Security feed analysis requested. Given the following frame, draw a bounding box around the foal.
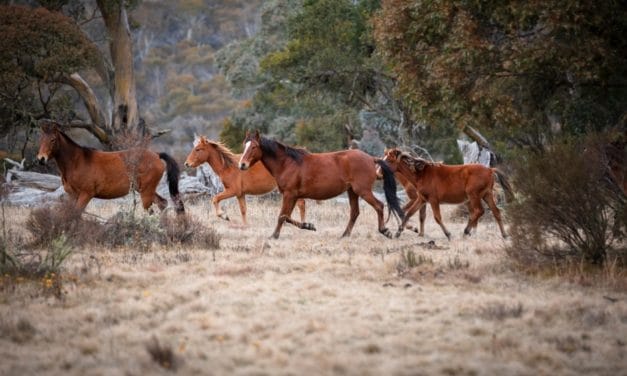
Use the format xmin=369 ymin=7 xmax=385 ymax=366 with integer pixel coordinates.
xmin=381 ymin=148 xmax=512 ymax=239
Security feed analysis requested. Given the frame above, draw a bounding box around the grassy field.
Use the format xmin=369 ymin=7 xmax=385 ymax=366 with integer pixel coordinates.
xmin=1 ymin=196 xmax=626 ymax=375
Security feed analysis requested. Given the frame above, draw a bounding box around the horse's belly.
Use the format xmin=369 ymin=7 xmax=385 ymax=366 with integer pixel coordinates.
xmin=94 ymin=181 xmax=131 ymax=199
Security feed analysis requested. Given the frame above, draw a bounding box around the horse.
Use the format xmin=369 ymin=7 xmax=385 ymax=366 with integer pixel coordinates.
xmin=184 ymin=135 xmax=306 ymax=225
xmin=238 ymin=130 xmax=404 ymax=239
xmin=380 ymin=148 xmax=513 ymax=240
xmin=36 ymin=122 xmax=184 ymax=213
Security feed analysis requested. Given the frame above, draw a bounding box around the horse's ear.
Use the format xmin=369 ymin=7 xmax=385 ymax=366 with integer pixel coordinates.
xmin=193 ymin=133 xmax=200 ymax=147
xmin=254 ymin=130 xmax=260 ymax=141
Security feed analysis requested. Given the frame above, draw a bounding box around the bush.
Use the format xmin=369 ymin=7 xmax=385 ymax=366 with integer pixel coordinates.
xmin=506 ymin=139 xmax=626 ymax=266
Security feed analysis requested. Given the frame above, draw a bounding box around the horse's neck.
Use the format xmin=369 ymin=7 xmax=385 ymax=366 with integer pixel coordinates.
xmin=260 ymin=152 xmax=289 ymax=178
xmin=54 ymin=135 xmax=84 ymax=176
xmin=205 ymin=149 xmax=233 ymax=176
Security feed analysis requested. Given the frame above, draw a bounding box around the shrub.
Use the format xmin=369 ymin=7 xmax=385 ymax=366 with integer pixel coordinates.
xmin=506 ymin=138 xmax=626 ymax=267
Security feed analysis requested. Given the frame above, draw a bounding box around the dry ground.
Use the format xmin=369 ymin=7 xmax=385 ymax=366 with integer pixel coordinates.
xmin=1 ymin=196 xmax=626 ymax=375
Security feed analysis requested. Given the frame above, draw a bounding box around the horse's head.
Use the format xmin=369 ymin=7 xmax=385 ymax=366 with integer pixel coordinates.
xmin=36 ymin=120 xmax=61 ymax=164
xmin=381 ymin=148 xmax=402 ymax=173
xmin=184 ymin=135 xmax=210 ymax=168
xmin=238 ymin=130 xmax=262 ymax=170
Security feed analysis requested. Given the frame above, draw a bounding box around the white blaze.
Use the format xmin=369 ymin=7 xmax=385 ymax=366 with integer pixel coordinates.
xmin=240 ymin=141 xmax=252 ymax=165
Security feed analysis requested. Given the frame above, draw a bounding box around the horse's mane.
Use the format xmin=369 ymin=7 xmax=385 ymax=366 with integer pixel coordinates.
xmin=398 ymin=151 xmax=435 ymax=175
xmin=55 ymin=128 xmax=96 ymax=154
xmin=196 ymin=136 xmax=238 ymax=168
xmin=259 ymin=137 xmax=309 ymax=164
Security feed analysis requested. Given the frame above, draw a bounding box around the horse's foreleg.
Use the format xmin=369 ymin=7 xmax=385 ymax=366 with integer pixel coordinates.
xmin=271 ymin=195 xmax=298 ymax=239
xmin=395 ymin=198 xmax=425 ymax=237
xmin=212 ymin=190 xmax=237 ymax=221
xmin=430 ymin=201 xmax=451 ymax=240
xmin=483 ymin=193 xmax=507 ymax=238
xmin=464 ymin=196 xmax=484 ymax=236
xmin=236 ymin=195 xmax=247 ymax=225
xmin=296 ymin=199 xmax=306 ymax=223
xmin=341 ymin=190 xmax=360 ymax=237
xmin=74 ymin=193 xmax=92 ymax=212
xmin=419 ymin=205 xmax=427 ymax=236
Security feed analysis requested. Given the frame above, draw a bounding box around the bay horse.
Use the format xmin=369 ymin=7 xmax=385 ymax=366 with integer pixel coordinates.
xmin=380 ymin=148 xmax=513 ymax=240
xmin=184 ymin=135 xmax=306 ymax=225
xmin=36 ymin=122 xmax=184 ymax=213
xmin=238 ymin=131 xmax=404 ymax=239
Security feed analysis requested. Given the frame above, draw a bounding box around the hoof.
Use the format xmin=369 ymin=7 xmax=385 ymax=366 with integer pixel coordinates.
xmin=380 ymin=228 xmax=393 ymax=238
xmin=270 ymin=233 xmax=280 ymax=239
xmin=302 ymin=223 xmax=316 ymax=231
xmin=395 ymin=231 xmax=402 ymax=238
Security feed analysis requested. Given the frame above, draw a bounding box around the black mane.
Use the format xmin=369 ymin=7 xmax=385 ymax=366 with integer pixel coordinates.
xmin=56 ymin=129 xmax=97 ymax=157
xmin=259 ymin=137 xmax=309 ymax=164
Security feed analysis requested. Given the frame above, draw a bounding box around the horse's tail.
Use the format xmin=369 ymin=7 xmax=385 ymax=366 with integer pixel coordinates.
xmin=493 ymin=168 xmax=515 ymax=203
xmin=375 ymin=159 xmax=405 ymax=221
xmin=159 ymin=152 xmax=185 ymax=213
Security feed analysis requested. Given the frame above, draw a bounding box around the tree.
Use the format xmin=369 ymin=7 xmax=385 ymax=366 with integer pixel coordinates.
xmin=373 ymin=0 xmax=627 ymax=152
xmin=0 ymin=1 xmax=145 ymax=150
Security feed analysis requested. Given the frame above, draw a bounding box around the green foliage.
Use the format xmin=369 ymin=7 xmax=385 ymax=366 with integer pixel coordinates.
xmin=219 ymin=117 xmax=247 ymax=152
xmin=374 ymin=0 xmax=627 ymax=148
xmin=294 ymin=118 xmax=344 ymax=152
xmin=0 ymin=5 xmax=100 ymax=151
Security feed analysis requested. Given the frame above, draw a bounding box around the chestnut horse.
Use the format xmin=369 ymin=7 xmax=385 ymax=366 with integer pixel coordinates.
xmin=238 ymin=131 xmax=404 ymax=239
xmin=381 ymin=148 xmax=513 ymax=239
xmin=184 ymin=135 xmax=305 ymax=225
xmin=36 ymin=122 xmax=184 ymax=213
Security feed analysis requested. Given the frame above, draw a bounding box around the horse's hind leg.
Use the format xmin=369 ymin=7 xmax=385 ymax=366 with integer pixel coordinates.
xmin=358 ymin=189 xmax=392 ymax=238
xmin=154 ymin=193 xmax=168 ymax=211
xmin=464 ymin=196 xmax=484 ymax=236
xmin=483 ymin=192 xmax=507 ymax=238
xmin=341 ymin=189 xmax=360 ymax=237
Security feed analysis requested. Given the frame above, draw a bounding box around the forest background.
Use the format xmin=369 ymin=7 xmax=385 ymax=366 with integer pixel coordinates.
xmin=1 ymin=0 xmax=625 ymax=265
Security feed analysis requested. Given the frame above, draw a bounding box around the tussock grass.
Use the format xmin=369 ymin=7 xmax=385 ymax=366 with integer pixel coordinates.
xmin=0 ymin=199 xmax=625 ymax=375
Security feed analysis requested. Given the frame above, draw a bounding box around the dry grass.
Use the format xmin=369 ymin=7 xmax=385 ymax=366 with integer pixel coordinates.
xmin=0 ymin=196 xmax=626 ymax=375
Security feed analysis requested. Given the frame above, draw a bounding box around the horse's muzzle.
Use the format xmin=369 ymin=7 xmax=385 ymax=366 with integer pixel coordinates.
xmin=184 ymin=162 xmax=190 ymax=168
xmin=239 ymin=162 xmax=249 ymax=171
xmin=37 ymin=156 xmax=47 ymax=165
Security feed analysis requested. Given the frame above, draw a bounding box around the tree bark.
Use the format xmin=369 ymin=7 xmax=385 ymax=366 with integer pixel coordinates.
xmin=96 ymin=0 xmax=139 ymax=133
xmin=58 ymin=73 xmax=110 ymax=144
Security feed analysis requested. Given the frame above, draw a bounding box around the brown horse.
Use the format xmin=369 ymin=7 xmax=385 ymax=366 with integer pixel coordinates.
xmin=238 ymin=131 xmax=404 ymax=239
xmin=381 ymin=148 xmax=513 ymax=240
xmin=36 ymin=122 xmax=184 ymax=213
xmin=184 ymin=135 xmax=305 ymax=225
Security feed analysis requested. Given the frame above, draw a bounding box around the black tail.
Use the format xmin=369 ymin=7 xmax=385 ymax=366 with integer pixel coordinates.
xmin=375 ymin=159 xmax=404 ymax=221
xmin=493 ymin=168 xmax=515 ymax=203
xmin=159 ymin=152 xmax=185 ymax=213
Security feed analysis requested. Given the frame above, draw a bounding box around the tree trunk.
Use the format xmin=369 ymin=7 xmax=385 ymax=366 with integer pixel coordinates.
xmin=96 ymin=0 xmax=139 ymax=134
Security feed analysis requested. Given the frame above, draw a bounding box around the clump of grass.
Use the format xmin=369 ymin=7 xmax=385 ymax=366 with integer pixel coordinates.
xmin=0 ymin=317 xmax=37 ymax=344
xmin=146 ymin=336 xmax=180 ymax=371
xmin=396 ymin=249 xmax=434 ymax=277
xmin=478 ymin=302 xmax=524 ymax=321
xmin=26 ymin=203 xmax=104 ymax=247
xmin=447 ymin=255 xmax=470 ymax=270
xmin=160 ymin=212 xmax=220 ymax=249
